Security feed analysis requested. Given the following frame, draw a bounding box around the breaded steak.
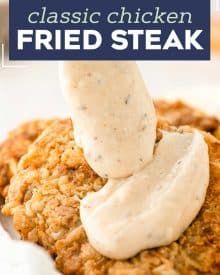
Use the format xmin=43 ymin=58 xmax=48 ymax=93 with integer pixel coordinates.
xmin=0 ymin=100 xmax=219 ymax=199
xmin=0 ymin=120 xmax=53 ymax=197
xmin=3 ymin=119 xmax=220 ymax=275
xmin=155 ymin=100 xmax=220 ymax=139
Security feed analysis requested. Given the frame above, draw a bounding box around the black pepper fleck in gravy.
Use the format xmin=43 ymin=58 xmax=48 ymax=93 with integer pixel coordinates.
xmin=124 ymin=94 xmax=131 ymax=105
xmin=77 ymin=105 xmax=88 ymax=111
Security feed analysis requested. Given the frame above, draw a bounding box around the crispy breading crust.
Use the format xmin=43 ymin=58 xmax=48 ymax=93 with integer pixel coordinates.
xmin=154 ymin=100 xmax=220 ymax=139
xmin=0 ymin=120 xmax=53 ymax=197
xmin=3 ymin=119 xmax=220 ymax=275
xmin=0 ymin=101 xmax=219 ymax=199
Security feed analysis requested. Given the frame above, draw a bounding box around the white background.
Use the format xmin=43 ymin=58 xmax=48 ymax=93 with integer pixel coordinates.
xmin=0 ymin=59 xmax=220 ymax=141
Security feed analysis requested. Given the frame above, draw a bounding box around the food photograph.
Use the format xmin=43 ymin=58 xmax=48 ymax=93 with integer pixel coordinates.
xmin=0 ymin=1 xmax=220 ymax=274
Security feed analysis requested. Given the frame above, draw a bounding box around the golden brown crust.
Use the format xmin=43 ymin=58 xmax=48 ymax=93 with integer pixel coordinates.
xmin=0 ymin=120 xmax=53 ymax=197
xmin=3 ymin=119 xmax=220 ymax=275
xmin=154 ymin=100 xmax=220 ymax=139
xmin=0 ymin=100 xmax=219 ymax=199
